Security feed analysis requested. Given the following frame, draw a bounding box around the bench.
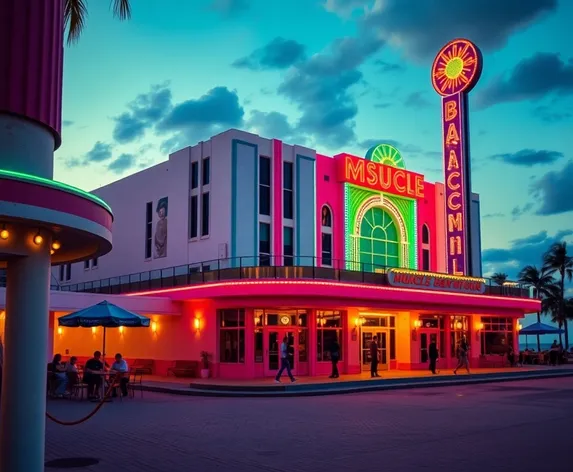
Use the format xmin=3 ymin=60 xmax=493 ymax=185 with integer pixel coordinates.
xmin=167 ymin=360 xmax=199 ymax=378
xmin=131 ymin=359 xmax=154 ymax=375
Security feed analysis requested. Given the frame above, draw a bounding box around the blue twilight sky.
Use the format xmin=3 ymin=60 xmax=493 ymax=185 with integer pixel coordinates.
xmin=56 ymin=0 xmax=573 ymax=299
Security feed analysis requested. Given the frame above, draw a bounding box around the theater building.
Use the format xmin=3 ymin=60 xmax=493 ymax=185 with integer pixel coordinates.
xmin=47 ymin=129 xmax=538 ymax=379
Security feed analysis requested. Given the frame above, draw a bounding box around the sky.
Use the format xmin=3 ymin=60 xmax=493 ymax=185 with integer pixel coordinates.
xmin=56 ymin=0 xmax=573 ymax=311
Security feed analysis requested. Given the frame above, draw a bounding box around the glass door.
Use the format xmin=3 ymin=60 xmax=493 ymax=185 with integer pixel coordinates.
xmin=361 ymin=330 xmax=388 ymax=371
xmin=420 ymin=331 xmax=439 ymax=363
xmin=265 ymin=330 xmax=296 ymax=376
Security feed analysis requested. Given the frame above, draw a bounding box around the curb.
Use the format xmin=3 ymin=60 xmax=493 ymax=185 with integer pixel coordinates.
xmin=136 ymin=370 xmax=573 ymax=398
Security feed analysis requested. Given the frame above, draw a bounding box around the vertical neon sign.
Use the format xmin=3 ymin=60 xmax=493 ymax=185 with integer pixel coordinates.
xmin=431 ymin=39 xmax=482 ymax=276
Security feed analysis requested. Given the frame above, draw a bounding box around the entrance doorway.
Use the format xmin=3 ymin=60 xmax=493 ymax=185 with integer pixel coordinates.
xmin=420 ymin=330 xmax=439 ymax=363
xmin=265 ymin=330 xmax=296 ymax=377
xmin=361 ymin=329 xmax=389 ymax=372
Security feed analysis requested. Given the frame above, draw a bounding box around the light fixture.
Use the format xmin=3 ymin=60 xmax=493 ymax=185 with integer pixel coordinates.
xmin=413 ymin=320 xmax=422 ymax=329
xmin=516 ymin=322 xmax=523 ymax=331
xmin=476 ymin=322 xmax=484 ymax=341
xmin=50 ymin=249 xmax=55 ymax=255
xmin=194 ymin=318 xmax=201 ymax=330
xmin=33 ymin=231 xmax=43 ymax=245
xmin=119 ymin=326 xmax=124 ymax=334
xmin=0 ymin=310 xmax=5 ymax=320
xmin=57 ymin=327 xmax=63 ymax=335
xmin=254 ymin=314 xmax=261 ymax=326
xmin=0 ymin=225 xmax=9 ymax=240
xmin=477 ymin=322 xmax=484 ymax=330
xmin=151 ymin=321 xmax=157 ymax=333
xmin=51 ymin=240 xmax=61 ymax=250
xmin=91 ymin=326 xmax=97 ymax=334
xmin=456 ymin=321 xmax=463 ymax=330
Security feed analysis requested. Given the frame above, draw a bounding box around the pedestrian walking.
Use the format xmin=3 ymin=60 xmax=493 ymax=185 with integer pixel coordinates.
xmin=453 ymin=335 xmax=470 ymax=375
xmin=370 ymin=335 xmax=380 ymax=378
xmin=329 ymin=336 xmax=340 ymax=379
xmin=275 ymin=336 xmax=296 ymax=383
xmin=429 ymin=339 xmax=439 ymax=374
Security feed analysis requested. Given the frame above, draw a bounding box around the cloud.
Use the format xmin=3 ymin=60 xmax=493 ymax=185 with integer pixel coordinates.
xmin=232 ymin=37 xmax=306 ymax=70
xmin=373 ymin=60 xmax=405 ymax=73
xmin=277 ymin=33 xmax=384 ymax=148
xmin=64 ymin=141 xmax=113 ymax=168
xmin=112 ymin=84 xmax=172 ymax=144
xmin=362 ymin=0 xmax=557 ymax=60
xmin=511 ymin=202 xmax=534 ymax=220
xmin=531 ymin=160 xmax=573 ymax=215
xmin=533 ymin=104 xmax=573 ymax=123
xmin=482 ymin=229 xmax=573 ymax=277
xmin=107 ymin=153 xmax=136 ymax=174
xmin=358 ymin=139 xmax=422 ymax=155
xmin=63 ymin=120 xmax=74 ymax=127
xmin=476 ymin=53 xmax=573 ymax=108
xmin=209 ymin=0 xmax=250 ymax=17
xmin=490 ymin=149 xmax=563 ymax=166
xmin=245 ymin=111 xmax=305 ymax=144
xmin=404 ymin=91 xmax=431 ymax=108
xmin=324 ymin=0 xmax=369 ymax=17
xmin=374 ymin=102 xmax=392 ymax=109
xmin=483 ymin=212 xmax=504 ymax=218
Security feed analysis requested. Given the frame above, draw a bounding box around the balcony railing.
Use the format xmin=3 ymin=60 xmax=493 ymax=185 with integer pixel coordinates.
xmin=26 ymin=256 xmax=532 ymax=299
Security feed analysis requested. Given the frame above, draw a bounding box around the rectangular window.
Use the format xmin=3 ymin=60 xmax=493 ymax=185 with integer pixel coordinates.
xmin=321 ymin=233 xmax=332 ymax=266
xmin=189 ymin=195 xmax=198 ymax=238
xmin=191 ymin=161 xmax=199 ymax=189
xmin=283 ymin=162 xmax=293 ymax=219
xmin=219 ymin=309 xmax=245 ymax=363
xmin=92 ymin=258 xmax=98 ymax=268
xmin=316 ymin=311 xmax=343 ymax=361
xmin=480 ymin=317 xmax=514 ymax=355
xmin=145 ymin=201 xmax=153 ymax=259
xmin=422 ymin=249 xmax=430 ymax=271
xmin=201 ymin=192 xmax=210 ymax=237
xmin=283 ymin=227 xmax=294 ymax=266
xmin=59 ymin=265 xmax=65 ymax=282
xmin=259 ymin=156 xmax=271 ymax=216
xmin=259 ymin=222 xmax=271 ymax=266
xmin=84 ymin=260 xmax=90 ymax=270
xmin=202 ymin=157 xmax=210 ymax=186
xmin=65 ymin=264 xmax=71 ymax=281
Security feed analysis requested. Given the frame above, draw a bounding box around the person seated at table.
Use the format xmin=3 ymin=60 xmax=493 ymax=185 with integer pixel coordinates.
xmin=50 ymin=354 xmax=68 ymax=397
xmin=83 ymin=351 xmax=105 ymax=399
xmin=65 ymin=356 xmax=80 ymax=388
xmin=507 ymin=346 xmax=516 ymax=367
xmin=110 ymin=353 xmax=129 ymax=398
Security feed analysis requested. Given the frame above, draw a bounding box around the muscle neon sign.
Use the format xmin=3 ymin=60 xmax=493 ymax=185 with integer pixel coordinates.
xmin=338 ymin=154 xmax=425 ymax=199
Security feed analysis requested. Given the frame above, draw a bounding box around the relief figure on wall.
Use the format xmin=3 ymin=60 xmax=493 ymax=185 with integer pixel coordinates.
xmin=154 ymin=197 xmax=168 ymax=258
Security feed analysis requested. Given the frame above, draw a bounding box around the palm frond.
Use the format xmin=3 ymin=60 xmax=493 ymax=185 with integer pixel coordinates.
xmin=111 ymin=0 xmax=132 ymax=20
xmin=65 ymin=0 xmax=88 ymax=45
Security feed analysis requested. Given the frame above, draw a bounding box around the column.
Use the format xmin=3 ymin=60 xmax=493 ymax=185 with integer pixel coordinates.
xmin=0 ymin=248 xmax=51 ymax=472
xmin=444 ymin=315 xmax=452 ymax=368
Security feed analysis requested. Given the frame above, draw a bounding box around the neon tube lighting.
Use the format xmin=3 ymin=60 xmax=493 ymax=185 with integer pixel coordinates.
xmin=126 ymin=279 xmax=541 ymax=306
xmin=0 ymin=169 xmax=113 ymax=214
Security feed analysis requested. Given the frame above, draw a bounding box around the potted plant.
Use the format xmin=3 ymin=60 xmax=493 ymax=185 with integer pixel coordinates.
xmin=200 ymin=351 xmax=211 ymax=379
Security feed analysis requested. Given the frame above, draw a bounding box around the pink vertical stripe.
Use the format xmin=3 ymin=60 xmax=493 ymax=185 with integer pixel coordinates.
xmin=272 ymin=139 xmax=283 ymax=265
xmin=0 ymin=0 xmax=64 ymax=149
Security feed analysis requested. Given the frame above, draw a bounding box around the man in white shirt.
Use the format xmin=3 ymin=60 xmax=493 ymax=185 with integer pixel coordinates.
xmin=110 ymin=353 xmax=129 ymax=397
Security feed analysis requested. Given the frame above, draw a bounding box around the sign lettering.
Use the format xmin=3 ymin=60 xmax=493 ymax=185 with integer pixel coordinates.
xmin=442 ymin=93 xmax=468 ymax=275
xmin=338 ymin=154 xmax=425 ymax=199
xmin=387 ymin=269 xmax=485 ymax=294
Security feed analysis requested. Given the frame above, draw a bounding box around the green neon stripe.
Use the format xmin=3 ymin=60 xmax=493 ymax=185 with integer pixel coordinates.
xmin=0 ymin=168 xmax=113 ymax=214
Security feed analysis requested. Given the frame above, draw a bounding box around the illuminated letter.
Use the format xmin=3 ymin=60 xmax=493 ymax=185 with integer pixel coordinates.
xmin=379 ymin=166 xmax=392 ymax=190
xmin=415 ymin=175 xmax=425 ymax=198
xmin=447 ymin=150 xmax=460 ymax=170
xmin=446 ymin=123 xmax=460 ymax=145
xmin=447 ymin=192 xmax=461 ymax=211
xmin=451 ymin=259 xmax=463 ymax=276
xmin=446 ymin=171 xmax=460 ymax=190
xmin=394 ymin=170 xmax=406 ymax=193
xmin=445 ymin=100 xmax=457 ymax=121
xmin=345 ymin=156 xmax=364 ymax=182
xmin=448 ymin=213 xmax=463 ymax=232
xmin=366 ymin=161 xmax=378 ymax=186
xmin=449 ymin=236 xmax=462 ymax=255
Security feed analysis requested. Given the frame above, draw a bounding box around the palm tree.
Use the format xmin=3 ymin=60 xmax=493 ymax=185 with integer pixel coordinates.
xmin=539 ymin=282 xmax=563 ymax=345
xmin=543 ymin=242 xmax=573 ymax=349
xmin=491 ymin=272 xmax=508 ymax=286
xmin=65 ymin=0 xmax=132 ymax=45
xmin=518 ymin=265 xmax=555 ymax=351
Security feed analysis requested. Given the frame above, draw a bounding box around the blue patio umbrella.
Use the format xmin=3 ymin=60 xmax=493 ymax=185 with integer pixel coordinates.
xmin=58 ymin=300 xmax=150 ymax=357
xmin=519 ymin=322 xmax=563 ymax=336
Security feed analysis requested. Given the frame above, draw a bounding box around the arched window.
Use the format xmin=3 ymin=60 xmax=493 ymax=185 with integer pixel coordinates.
xmin=358 ymin=207 xmax=400 ymax=270
xmin=422 ymin=224 xmax=430 ymax=271
xmin=321 ymin=205 xmax=333 ymax=266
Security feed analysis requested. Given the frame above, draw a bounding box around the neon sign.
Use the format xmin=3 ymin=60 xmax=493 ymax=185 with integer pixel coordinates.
xmin=431 ymin=39 xmax=482 ymax=275
xmin=387 ymin=269 xmax=486 ymax=294
xmin=338 ymin=154 xmax=425 ymax=199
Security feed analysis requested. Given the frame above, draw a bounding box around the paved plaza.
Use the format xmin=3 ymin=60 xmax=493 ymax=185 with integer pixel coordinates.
xmin=44 ymin=377 xmax=573 ymax=471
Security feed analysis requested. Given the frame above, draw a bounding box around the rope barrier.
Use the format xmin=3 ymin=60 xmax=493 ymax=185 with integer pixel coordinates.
xmin=45 ymin=373 xmax=122 ymax=426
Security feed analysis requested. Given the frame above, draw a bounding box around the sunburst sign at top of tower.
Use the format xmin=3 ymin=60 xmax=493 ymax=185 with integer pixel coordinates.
xmin=365 ymin=143 xmax=406 ymax=169
xmin=431 ymin=38 xmax=482 ymax=97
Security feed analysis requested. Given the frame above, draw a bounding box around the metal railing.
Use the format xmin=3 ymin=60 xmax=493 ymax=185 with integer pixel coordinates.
xmin=34 ymin=256 xmax=532 ymax=299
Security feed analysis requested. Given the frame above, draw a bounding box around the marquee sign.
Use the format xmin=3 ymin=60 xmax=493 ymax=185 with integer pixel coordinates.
xmin=338 ymin=154 xmax=425 ymax=200
xmin=387 ymin=269 xmax=486 ymax=294
xmin=431 ymin=38 xmax=482 ymax=275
